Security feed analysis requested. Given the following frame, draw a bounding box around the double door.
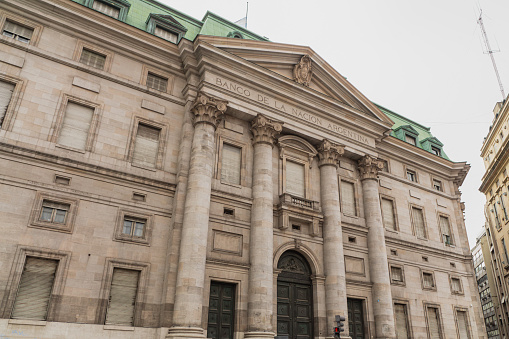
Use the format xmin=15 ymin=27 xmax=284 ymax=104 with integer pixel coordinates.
xmin=277 ymin=281 xmax=313 ymax=339
xmin=347 ymin=298 xmax=365 ymax=339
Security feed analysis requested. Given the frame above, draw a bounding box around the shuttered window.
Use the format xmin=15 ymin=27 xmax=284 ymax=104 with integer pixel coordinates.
xmin=2 ymin=20 xmax=34 ymax=43
xmin=391 ymin=266 xmax=403 ymax=282
xmin=0 ymin=81 xmax=15 ymax=126
xmin=426 ymin=307 xmax=441 ymax=339
xmin=92 ymin=0 xmax=120 ymax=18
xmin=394 ymin=303 xmax=409 ymax=339
xmin=146 ymin=73 xmax=168 ymax=92
xmin=132 ymin=124 xmax=160 ymax=168
xmin=405 ymin=134 xmax=416 ymax=145
xmin=411 ymin=207 xmax=426 ymax=238
xmin=105 ymin=268 xmax=139 ymax=326
xmin=381 ymin=198 xmax=396 ymax=230
xmin=439 ymin=216 xmax=453 ymax=245
xmin=79 ymin=48 xmax=106 ymax=69
xmin=58 ymin=102 xmax=94 ymax=150
xmin=340 ymin=181 xmax=356 ymax=216
xmin=457 ymin=311 xmax=470 ymax=339
xmin=286 ymin=161 xmax=305 ymax=197
xmin=221 ymin=144 xmax=241 ymax=185
xmin=423 ymin=272 xmax=434 ymax=289
xmin=154 ymin=26 xmax=178 ymax=43
xmin=451 ymin=277 xmax=462 ymax=293
xmin=11 ymin=257 xmax=58 ymax=320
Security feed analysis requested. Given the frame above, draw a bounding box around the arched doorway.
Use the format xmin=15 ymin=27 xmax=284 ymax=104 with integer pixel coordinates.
xmin=276 ymin=251 xmax=313 ymax=339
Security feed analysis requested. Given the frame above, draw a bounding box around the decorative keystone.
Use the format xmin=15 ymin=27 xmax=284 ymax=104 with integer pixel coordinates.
xmin=250 ymin=114 xmax=283 ymax=146
xmin=293 ymin=55 xmax=312 ymax=87
xmin=191 ymin=92 xmax=228 ymax=129
xmin=358 ymin=155 xmax=385 ymax=180
xmin=317 ymin=139 xmax=344 ymax=168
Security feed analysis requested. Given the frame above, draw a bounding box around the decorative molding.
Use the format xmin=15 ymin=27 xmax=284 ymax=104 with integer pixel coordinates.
xmin=191 ymin=92 xmax=227 ymax=128
xmin=293 ymin=55 xmax=312 ymax=87
xmin=250 ymin=114 xmax=283 ymax=146
xmin=317 ymin=139 xmax=344 ymax=168
xmin=358 ymin=155 xmax=384 ymax=180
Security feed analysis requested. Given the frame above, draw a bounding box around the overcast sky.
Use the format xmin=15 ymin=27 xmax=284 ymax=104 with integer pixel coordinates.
xmin=163 ymin=0 xmax=509 ymax=247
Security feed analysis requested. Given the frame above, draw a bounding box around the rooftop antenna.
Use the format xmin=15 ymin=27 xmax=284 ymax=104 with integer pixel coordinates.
xmin=477 ymin=9 xmax=506 ymax=100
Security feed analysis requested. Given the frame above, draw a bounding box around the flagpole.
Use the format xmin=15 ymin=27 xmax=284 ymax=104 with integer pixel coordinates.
xmin=246 ymin=2 xmax=248 ymax=28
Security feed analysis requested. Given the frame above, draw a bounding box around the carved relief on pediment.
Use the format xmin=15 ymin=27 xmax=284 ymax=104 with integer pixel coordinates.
xmin=293 ymin=55 xmax=312 ymax=87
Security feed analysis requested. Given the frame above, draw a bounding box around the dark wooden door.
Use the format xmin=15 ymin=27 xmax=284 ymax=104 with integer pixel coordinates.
xmin=277 ymin=251 xmax=313 ymax=339
xmin=207 ymin=282 xmax=235 ymax=339
xmin=277 ymin=281 xmax=313 ymax=339
xmin=347 ymin=298 xmax=365 ymax=339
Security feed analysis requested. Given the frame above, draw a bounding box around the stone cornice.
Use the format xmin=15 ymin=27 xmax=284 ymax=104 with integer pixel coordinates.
xmin=317 ymin=139 xmax=344 ymax=168
xmin=191 ymin=93 xmax=227 ymax=128
xmin=250 ymin=114 xmax=283 ymax=147
xmin=357 ymin=155 xmax=384 ymax=180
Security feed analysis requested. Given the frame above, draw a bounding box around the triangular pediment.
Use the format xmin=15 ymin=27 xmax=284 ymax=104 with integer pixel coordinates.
xmin=195 ymin=36 xmax=393 ymax=125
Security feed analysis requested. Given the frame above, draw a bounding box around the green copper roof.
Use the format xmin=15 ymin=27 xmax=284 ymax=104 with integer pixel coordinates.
xmin=376 ymin=103 xmax=449 ymax=160
xmin=72 ymin=0 xmax=268 ymax=42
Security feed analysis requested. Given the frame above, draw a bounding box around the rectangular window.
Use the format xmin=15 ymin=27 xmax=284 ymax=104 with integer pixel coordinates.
xmin=221 ymin=143 xmax=242 ymax=185
xmin=390 ymin=266 xmax=403 ymax=283
xmin=286 ymin=161 xmax=305 ymax=197
xmin=340 ymin=181 xmax=357 ymax=216
xmin=11 ymin=257 xmax=58 ymax=320
xmin=451 ymin=277 xmax=462 ymax=294
xmin=154 ymin=26 xmax=178 ymax=43
xmin=405 ymin=134 xmax=416 ymax=145
xmin=0 ymin=81 xmax=15 ymax=126
xmin=122 ymin=216 xmax=146 ymax=238
xmin=493 ymin=204 xmax=501 ymax=229
xmin=381 ymin=198 xmax=396 ymax=231
xmin=57 ymin=102 xmax=94 ymax=150
xmin=132 ymin=124 xmax=160 ymax=168
xmin=426 ymin=306 xmax=442 ymax=339
xmin=92 ymin=0 xmax=120 ymax=18
xmin=433 ymin=179 xmax=442 ymax=191
xmin=146 ymin=72 xmax=168 ymax=92
xmin=406 ymin=170 xmax=416 ymax=182
xmin=411 ymin=207 xmax=426 ymax=238
xmin=423 ymin=272 xmax=435 ymax=289
xmin=2 ymin=20 xmax=33 ymax=43
xmin=431 ymin=146 xmax=441 ymax=156
xmin=394 ymin=303 xmax=410 ymax=339
xmin=456 ymin=310 xmax=471 ymax=339
xmin=502 ymin=238 xmax=509 ymax=264
xmin=439 ymin=216 xmax=453 ymax=245
xmin=79 ymin=48 xmax=106 ymax=69
xmin=501 ymin=197 xmax=508 ymax=221
xmin=39 ymin=200 xmax=70 ymax=224
xmin=105 ymin=268 xmax=140 ymax=326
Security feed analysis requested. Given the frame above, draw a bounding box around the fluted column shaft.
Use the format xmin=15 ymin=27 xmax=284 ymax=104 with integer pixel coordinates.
xmin=318 ymin=140 xmax=350 ymax=338
xmin=170 ymin=94 xmax=227 ymax=337
xmin=358 ymin=156 xmax=395 ymax=339
xmin=246 ymin=115 xmax=282 ymax=339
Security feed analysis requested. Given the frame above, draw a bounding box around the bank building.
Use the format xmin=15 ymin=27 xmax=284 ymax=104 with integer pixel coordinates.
xmin=0 ymin=0 xmax=484 ymax=338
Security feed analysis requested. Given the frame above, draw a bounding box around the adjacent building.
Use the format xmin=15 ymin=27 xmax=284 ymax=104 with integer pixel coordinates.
xmin=0 ymin=0 xmax=484 ymax=338
xmin=472 ymin=227 xmax=500 ymax=338
xmin=481 ymin=98 xmax=509 ymax=338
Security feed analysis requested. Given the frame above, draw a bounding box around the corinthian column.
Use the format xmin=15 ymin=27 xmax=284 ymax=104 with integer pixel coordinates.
xmin=317 ymin=140 xmax=350 ymax=339
xmin=245 ymin=114 xmax=282 ymax=339
xmin=358 ymin=156 xmax=395 ymax=339
xmin=168 ymin=93 xmax=227 ymax=339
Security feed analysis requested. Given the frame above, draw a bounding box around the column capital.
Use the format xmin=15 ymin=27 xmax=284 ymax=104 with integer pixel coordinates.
xmin=250 ymin=114 xmax=283 ymax=146
xmin=358 ymin=155 xmax=384 ymax=180
xmin=191 ymin=92 xmax=228 ymax=129
xmin=317 ymin=139 xmax=344 ymax=168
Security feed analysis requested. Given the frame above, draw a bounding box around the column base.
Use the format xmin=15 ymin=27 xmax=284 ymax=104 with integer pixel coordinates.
xmin=244 ymin=331 xmax=276 ymax=339
xmin=166 ymin=326 xmax=206 ymax=339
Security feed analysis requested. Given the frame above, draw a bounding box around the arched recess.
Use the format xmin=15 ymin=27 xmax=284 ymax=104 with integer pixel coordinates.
xmin=276 ymin=250 xmax=314 ymax=339
xmin=273 ymin=241 xmax=323 ymax=277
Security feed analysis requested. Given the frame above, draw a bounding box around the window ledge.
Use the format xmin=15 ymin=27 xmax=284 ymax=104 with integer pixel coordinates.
xmin=55 ymin=144 xmax=86 ymax=154
xmin=9 ymin=319 xmax=47 ymax=326
xmin=130 ymin=163 xmax=157 ymax=172
xmin=103 ymin=325 xmax=135 ymax=331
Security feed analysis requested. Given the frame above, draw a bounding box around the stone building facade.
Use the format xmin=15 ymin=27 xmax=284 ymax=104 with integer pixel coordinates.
xmin=0 ymin=0 xmax=483 ymax=338
xmin=480 ymin=98 xmax=509 ymax=338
